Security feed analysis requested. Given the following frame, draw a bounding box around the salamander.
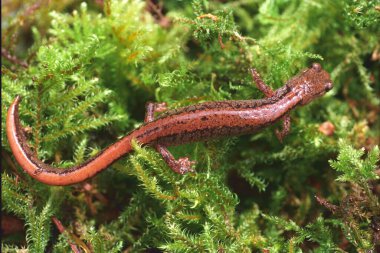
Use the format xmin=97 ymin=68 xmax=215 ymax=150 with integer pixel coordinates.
xmin=6 ymin=63 xmax=333 ymax=185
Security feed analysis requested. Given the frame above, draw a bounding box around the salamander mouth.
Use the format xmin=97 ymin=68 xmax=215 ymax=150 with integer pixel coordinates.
xmin=317 ymin=81 xmax=333 ymax=98
xmin=317 ymin=90 xmax=327 ymax=97
xmin=300 ymin=88 xmax=329 ymax=105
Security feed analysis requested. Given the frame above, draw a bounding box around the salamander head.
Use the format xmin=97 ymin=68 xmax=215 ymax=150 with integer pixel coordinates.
xmin=288 ymin=63 xmax=333 ymax=105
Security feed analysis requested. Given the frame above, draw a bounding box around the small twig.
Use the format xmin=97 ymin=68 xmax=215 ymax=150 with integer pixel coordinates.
xmin=82 ymin=182 xmax=109 ymax=215
xmin=230 ymin=31 xmax=257 ymax=45
xmin=52 ymin=217 xmax=82 ymax=253
xmin=24 ymin=1 xmax=43 ymax=17
xmin=146 ymin=0 xmax=163 ymax=18
xmin=315 ymin=195 xmax=339 ymax=214
xmin=146 ymin=0 xmax=171 ymax=28
xmin=52 ymin=217 xmax=94 ymax=253
xmin=196 ymin=13 xmax=226 ymax=50
xmin=218 ymin=34 xmax=225 ymax=49
xmin=1 ymin=47 xmax=28 ymax=68
xmin=2 ymin=150 xmax=26 ymax=183
xmin=197 ymin=13 xmax=219 ymax=21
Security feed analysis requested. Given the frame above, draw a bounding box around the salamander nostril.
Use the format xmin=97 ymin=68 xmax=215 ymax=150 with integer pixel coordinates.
xmin=325 ymin=82 xmax=333 ymax=91
xmin=312 ymin=63 xmax=322 ymax=72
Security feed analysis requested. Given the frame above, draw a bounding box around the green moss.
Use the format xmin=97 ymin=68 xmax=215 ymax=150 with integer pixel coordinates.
xmin=2 ymin=0 xmax=379 ymax=252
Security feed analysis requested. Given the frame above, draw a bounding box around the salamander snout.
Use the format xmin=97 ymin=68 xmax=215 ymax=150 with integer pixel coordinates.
xmin=295 ymin=63 xmax=333 ymax=105
xmin=325 ymin=81 xmax=333 ymax=91
xmin=312 ymin=63 xmax=322 ymax=72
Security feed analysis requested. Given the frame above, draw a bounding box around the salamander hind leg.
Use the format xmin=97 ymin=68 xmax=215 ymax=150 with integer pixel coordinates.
xmin=156 ymin=144 xmax=195 ymax=174
xmin=249 ymin=68 xmax=291 ymax=142
xmin=275 ymin=114 xmax=291 ymax=143
xmin=145 ymin=102 xmax=195 ymax=174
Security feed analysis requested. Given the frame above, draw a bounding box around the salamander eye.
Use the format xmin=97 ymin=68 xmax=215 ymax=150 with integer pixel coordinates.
xmin=312 ymin=63 xmax=322 ymax=72
xmin=325 ymin=82 xmax=333 ymax=91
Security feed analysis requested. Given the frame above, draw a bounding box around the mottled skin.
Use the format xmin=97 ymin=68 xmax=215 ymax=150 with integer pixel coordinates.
xmin=6 ymin=63 xmax=333 ymax=186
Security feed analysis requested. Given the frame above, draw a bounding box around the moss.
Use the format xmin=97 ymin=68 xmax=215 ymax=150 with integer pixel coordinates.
xmin=2 ymin=0 xmax=379 ymax=252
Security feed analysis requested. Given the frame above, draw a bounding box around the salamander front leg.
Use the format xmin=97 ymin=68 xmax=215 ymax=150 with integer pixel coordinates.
xmin=249 ymin=68 xmax=291 ymax=141
xmin=249 ymin=68 xmax=275 ymax=97
xmin=144 ymin=102 xmax=167 ymax=123
xmin=145 ymin=102 xmax=195 ymax=174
